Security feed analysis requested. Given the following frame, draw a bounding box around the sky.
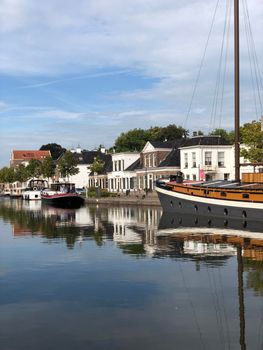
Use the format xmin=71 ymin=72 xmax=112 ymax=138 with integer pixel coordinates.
xmin=0 ymin=0 xmax=262 ymax=166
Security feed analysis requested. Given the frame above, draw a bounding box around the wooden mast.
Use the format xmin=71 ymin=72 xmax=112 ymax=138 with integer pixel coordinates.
xmin=234 ymin=0 xmax=240 ymax=182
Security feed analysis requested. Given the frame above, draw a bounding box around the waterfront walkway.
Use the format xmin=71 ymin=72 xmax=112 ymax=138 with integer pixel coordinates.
xmin=85 ymin=191 xmax=161 ymax=207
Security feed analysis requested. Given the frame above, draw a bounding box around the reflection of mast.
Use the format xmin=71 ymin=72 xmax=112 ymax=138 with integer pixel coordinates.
xmin=237 ymin=245 xmax=246 ymax=350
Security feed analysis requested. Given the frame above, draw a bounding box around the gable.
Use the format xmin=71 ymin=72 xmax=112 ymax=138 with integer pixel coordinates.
xmin=141 ymin=141 xmax=155 ymax=153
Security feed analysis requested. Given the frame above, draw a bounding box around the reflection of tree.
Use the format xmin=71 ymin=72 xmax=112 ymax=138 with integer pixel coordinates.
xmin=0 ymin=203 xmax=111 ymax=249
xmin=244 ymin=259 xmax=263 ymax=296
xmin=118 ymin=243 xmax=146 ymax=257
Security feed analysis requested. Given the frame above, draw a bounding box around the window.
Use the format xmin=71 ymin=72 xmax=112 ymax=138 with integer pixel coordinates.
xmin=118 ymin=160 xmax=122 ymax=171
xmin=205 ymin=151 xmax=212 ymax=166
xmin=218 ymin=152 xmax=225 ymax=167
xmin=184 ymin=153 xmax=188 ymax=168
xmin=114 ymin=161 xmax=117 ymax=171
xmin=192 ymin=152 xmax=196 ymax=168
xmin=224 ymin=173 xmax=229 ymax=180
xmin=193 ymin=174 xmax=196 ymax=180
xmin=186 ymin=174 xmax=190 ymax=180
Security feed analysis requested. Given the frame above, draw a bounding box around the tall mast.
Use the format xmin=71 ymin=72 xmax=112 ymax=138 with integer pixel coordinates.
xmin=234 ymin=0 xmax=240 ymax=182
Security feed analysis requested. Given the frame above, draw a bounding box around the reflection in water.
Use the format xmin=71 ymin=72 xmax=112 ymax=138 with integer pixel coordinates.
xmin=1 ymin=199 xmax=263 ymax=349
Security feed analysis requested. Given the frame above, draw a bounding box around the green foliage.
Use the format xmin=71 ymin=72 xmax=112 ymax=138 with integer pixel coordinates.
xmin=58 ymin=151 xmax=79 ymax=179
xmin=149 ymin=124 xmax=188 ymax=141
xmin=114 ymin=124 xmax=188 ymax=152
xmin=15 ymin=164 xmax=29 ymax=182
xmin=209 ymin=128 xmax=235 ymax=143
xmin=240 ymin=121 xmax=263 ymax=163
xmin=114 ymin=128 xmax=150 ymax=152
xmin=41 ymin=156 xmax=56 ymax=179
xmin=90 ymin=157 xmax=105 ymax=174
xmin=40 ymin=143 xmax=66 ymax=160
xmin=26 ymin=159 xmax=42 ymax=178
xmin=0 ymin=167 xmax=15 ymax=183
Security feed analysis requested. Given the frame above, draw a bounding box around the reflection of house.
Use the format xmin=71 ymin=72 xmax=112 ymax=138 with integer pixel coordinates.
xmin=10 ymin=150 xmax=51 ymax=168
xmin=107 ymin=206 xmax=161 ymax=248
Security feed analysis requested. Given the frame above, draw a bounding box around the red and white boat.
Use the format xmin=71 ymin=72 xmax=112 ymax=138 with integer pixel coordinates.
xmin=41 ymin=183 xmax=85 ymax=208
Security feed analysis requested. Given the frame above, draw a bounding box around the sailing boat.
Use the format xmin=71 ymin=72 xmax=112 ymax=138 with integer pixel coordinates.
xmin=156 ymin=0 xmax=263 ymax=221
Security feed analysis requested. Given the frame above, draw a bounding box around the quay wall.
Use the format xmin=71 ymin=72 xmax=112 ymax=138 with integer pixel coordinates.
xmin=85 ymin=192 xmax=161 ymax=207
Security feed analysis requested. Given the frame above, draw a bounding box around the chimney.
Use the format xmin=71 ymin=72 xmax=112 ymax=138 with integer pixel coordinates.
xmin=76 ymin=145 xmax=82 ymax=154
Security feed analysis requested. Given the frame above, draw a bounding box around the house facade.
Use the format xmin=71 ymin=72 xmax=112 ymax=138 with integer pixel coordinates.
xmin=136 ymin=140 xmax=184 ymax=191
xmin=64 ymin=148 xmax=112 ymax=189
xmin=107 ymin=152 xmax=140 ymax=192
xmin=179 ymin=136 xmax=234 ymax=181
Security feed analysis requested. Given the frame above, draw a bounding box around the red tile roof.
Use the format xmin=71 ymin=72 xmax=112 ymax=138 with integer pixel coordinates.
xmin=12 ymin=150 xmax=51 ymax=161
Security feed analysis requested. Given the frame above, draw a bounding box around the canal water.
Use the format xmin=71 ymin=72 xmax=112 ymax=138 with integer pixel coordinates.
xmin=1 ymin=199 xmax=263 ymax=350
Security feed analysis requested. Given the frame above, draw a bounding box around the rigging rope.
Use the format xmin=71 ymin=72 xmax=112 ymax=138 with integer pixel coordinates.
xmin=184 ymin=0 xmax=220 ymax=131
xmin=243 ymin=0 xmax=263 ymax=118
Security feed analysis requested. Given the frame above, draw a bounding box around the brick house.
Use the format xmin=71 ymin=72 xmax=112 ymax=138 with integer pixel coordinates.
xmin=10 ymin=150 xmax=51 ymax=168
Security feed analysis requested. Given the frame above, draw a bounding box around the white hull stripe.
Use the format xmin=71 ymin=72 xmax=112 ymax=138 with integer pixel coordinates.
xmin=156 ymin=187 xmax=263 ymax=210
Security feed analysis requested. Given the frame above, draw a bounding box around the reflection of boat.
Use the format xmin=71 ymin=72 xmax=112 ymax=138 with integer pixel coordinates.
xmin=158 ymin=211 xmax=263 ymax=235
xmin=41 ymin=182 xmax=85 ymax=208
xmin=156 ymin=0 xmax=263 ymax=221
xmin=22 ymin=179 xmax=48 ymax=200
xmin=158 ymin=210 xmax=248 ymax=349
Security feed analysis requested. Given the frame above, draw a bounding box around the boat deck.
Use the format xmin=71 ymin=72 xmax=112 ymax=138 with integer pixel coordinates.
xmin=184 ymin=180 xmax=263 ymax=190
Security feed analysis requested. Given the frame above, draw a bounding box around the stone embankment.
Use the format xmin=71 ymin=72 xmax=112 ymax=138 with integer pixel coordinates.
xmin=85 ymin=191 xmax=161 ymax=207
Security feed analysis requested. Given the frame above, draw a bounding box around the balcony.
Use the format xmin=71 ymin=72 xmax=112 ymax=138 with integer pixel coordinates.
xmin=204 ymin=165 xmax=216 ymax=172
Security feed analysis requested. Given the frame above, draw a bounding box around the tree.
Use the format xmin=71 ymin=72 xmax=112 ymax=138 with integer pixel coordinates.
xmin=240 ymin=121 xmax=263 ymax=163
xmin=40 ymin=143 xmax=66 ymax=160
xmin=209 ymin=128 xmax=235 ymax=143
xmin=114 ymin=124 xmax=188 ymax=152
xmin=58 ymin=151 xmax=79 ymax=180
xmin=151 ymin=124 xmax=188 ymax=141
xmin=114 ymin=128 xmax=150 ymax=152
xmin=90 ymin=157 xmax=105 ymax=174
xmin=41 ymin=156 xmax=56 ymax=182
xmin=0 ymin=167 xmax=15 ymax=183
xmin=26 ymin=159 xmax=42 ymax=179
xmin=15 ymin=164 xmax=29 ymax=182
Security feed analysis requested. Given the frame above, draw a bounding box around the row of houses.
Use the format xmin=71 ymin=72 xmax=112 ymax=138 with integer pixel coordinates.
xmin=67 ymin=136 xmax=255 ymax=192
xmin=8 ymin=135 xmax=256 ymax=193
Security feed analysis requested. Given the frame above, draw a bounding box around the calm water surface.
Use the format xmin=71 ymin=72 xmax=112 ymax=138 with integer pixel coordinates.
xmin=1 ymin=199 xmax=263 ymax=349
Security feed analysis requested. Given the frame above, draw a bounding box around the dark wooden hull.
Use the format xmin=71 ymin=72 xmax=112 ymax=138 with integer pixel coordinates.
xmin=41 ymin=193 xmax=85 ymax=208
xmin=156 ymin=186 xmax=263 ymax=222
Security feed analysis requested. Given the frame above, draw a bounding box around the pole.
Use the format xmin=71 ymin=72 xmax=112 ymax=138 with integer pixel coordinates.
xmin=237 ymin=245 xmax=246 ymax=350
xmin=234 ymin=0 xmax=240 ymax=182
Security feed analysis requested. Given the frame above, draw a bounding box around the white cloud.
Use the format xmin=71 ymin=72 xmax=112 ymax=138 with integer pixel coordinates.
xmin=0 ymin=0 xmax=262 ymax=77
xmin=0 ymin=0 xmax=262 ymax=166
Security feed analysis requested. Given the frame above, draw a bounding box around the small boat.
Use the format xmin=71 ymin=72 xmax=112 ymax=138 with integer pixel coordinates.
xmin=22 ymin=179 xmax=48 ymax=201
xmin=41 ymin=183 xmax=85 ymax=208
xmin=156 ymin=0 xmax=263 ymax=221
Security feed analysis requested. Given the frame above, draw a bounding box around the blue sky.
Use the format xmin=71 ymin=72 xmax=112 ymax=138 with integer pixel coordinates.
xmin=0 ymin=0 xmax=262 ymax=166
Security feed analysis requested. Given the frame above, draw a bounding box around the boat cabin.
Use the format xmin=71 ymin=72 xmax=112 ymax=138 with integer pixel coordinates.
xmin=27 ymin=179 xmax=48 ymax=190
xmin=51 ymin=183 xmax=76 ymax=193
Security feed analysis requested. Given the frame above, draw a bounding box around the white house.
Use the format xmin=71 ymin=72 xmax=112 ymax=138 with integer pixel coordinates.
xmin=179 ymin=136 xmax=234 ymax=181
xmin=108 ymin=152 xmax=140 ymax=192
xmin=65 ymin=147 xmax=111 ymax=188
